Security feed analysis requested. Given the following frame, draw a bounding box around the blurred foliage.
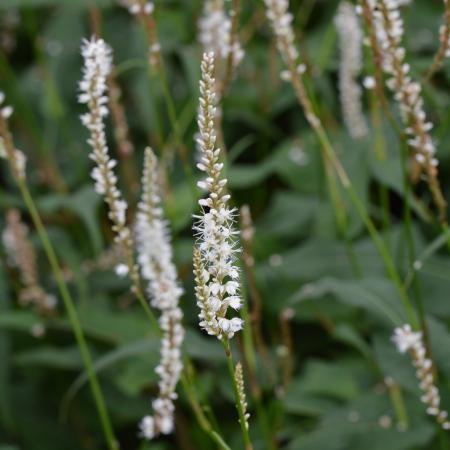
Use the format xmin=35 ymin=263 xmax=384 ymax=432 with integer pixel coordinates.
xmin=1 ymin=0 xmax=450 ymax=449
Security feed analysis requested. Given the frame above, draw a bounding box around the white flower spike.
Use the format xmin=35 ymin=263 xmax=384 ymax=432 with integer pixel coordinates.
xmin=193 ymin=52 xmax=243 ymax=340
xmin=135 ymin=148 xmax=184 ymax=439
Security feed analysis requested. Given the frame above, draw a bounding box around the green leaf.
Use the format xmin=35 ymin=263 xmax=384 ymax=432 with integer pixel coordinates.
xmin=286 ymin=359 xmax=370 ymax=404
xmin=14 ymin=346 xmax=83 ymax=370
xmin=290 ymin=277 xmax=405 ymax=326
xmin=61 ymin=338 xmax=159 ymax=418
xmin=257 ymin=191 xmax=317 ymax=238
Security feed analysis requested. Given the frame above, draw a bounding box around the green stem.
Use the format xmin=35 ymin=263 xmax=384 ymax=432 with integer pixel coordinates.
xmin=368 ymin=83 xmax=391 ymax=243
xmin=399 ymin=141 xmax=427 ymax=329
xmin=134 ymin=286 xmax=159 ymax=331
xmin=387 ymin=381 xmax=409 ymax=430
xmin=239 ymin=291 xmax=277 ymax=450
xmin=157 ymin=66 xmax=197 ymax=195
xmin=314 ymin=125 xmax=419 ymax=328
xmin=180 ymin=373 xmax=231 ymax=450
xmin=240 ymin=292 xmax=257 ymax=373
xmin=18 ymin=182 xmax=117 ymax=450
xmin=223 ymin=339 xmax=254 ymax=450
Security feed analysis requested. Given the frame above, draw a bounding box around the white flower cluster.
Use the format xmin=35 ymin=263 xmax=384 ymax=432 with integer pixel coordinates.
xmin=335 ymin=2 xmax=368 ymax=139
xmin=264 ymin=0 xmax=299 ymax=62
xmin=392 ymin=324 xmax=450 ymax=430
xmin=78 ymin=37 xmax=130 ymax=242
xmin=0 ymin=92 xmax=26 ymax=180
xmin=198 ymin=0 xmax=244 ymax=68
xmin=369 ymin=0 xmax=437 ymax=169
xmin=193 ymin=52 xmax=243 ymax=340
xmin=136 ymin=148 xmax=184 ymax=440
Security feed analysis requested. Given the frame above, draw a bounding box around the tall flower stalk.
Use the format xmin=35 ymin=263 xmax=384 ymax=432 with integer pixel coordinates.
xmin=368 ymin=0 xmax=446 ymax=222
xmin=135 ymin=148 xmax=184 ymax=440
xmin=194 ymin=52 xmax=243 ymax=339
xmin=193 ymin=51 xmax=253 ymax=450
xmin=78 ymin=36 xmax=157 ymax=328
xmin=0 ymin=93 xmax=118 ymax=450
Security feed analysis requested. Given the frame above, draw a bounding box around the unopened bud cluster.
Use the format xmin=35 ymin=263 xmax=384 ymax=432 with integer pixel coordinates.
xmin=235 ymin=362 xmax=250 ymax=430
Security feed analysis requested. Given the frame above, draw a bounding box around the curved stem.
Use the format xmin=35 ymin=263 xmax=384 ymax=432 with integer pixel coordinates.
xmin=399 ymin=141 xmax=427 ymax=329
xmin=157 ymin=65 xmax=197 ymax=196
xmin=424 ymin=0 xmax=450 ymax=82
xmin=314 ymin=126 xmax=419 ymax=328
xmin=18 ymin=181 xmax=118 ymax=450
xmin=180 ymin=372 xmax=232 ymax=450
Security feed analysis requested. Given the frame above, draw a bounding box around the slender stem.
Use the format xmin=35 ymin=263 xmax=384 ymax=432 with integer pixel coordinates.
xmin=386 ymin=380 xmax=409 ymax=430
xmin=314 ymin=126 xmax=419 ymax=328
xmin=133 ymin=284 xmax=159 ymax=331
xmin=135 ymin=6 xmax=196 ymax=194
xmin=180 ymin=372 xmax=231 ymax=450
xmin=18 ymin=181 xmax=118 ymax=450
xmin=423 ymin=0 xmax=450 ymax=82
xmin=368 ymin=81 xmax=392 ymax=243
xmin=223 ymin=339 xmax=254 ymax=450
xmin=157 ymin=65 xmax=197 ymax=195
xmin=239 ymin=299 xmax=277 ymax=450
xmin=239 ymin=211 xmax=276 ymax=385
xmin=399 ymin=141 xmax=427 ymax=329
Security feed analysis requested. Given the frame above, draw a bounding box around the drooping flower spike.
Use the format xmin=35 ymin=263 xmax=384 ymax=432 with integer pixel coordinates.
xmin=392 ymin=324 xmax=450 ymax=430
xmin=136 ymin=148 xmax=184 ymax=440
